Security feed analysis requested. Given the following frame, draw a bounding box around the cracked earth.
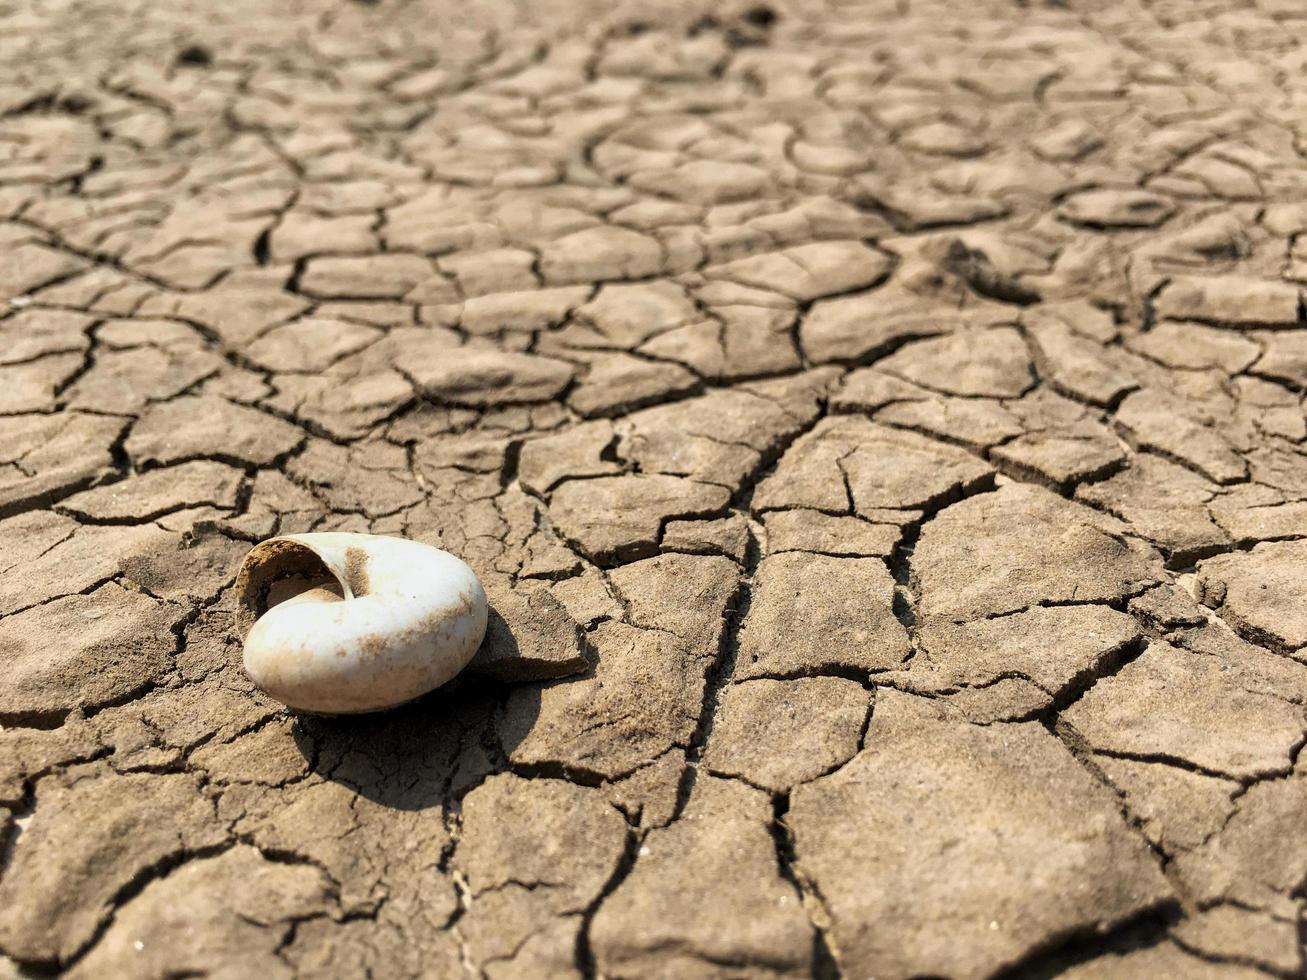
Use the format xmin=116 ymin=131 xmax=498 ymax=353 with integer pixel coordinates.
xmin=2 ymin=0 xmax=1307 ymax=976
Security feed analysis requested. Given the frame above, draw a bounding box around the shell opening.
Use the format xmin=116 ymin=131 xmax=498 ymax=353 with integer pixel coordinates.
xmin=235 ymin=540 xmax=345 ymax=639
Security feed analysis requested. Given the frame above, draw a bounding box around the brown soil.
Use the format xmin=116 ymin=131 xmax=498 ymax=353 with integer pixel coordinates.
xmin=1 ymin=0 xmax=1306 ymax=976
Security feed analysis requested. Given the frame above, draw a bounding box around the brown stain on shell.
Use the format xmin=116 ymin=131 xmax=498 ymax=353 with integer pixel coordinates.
xmin=235 ymin=539 xmax=337 ymax=638
xmin=351 ymin=585 xmax=480 ymax=663
xmin=344 ymin=547 xmax=371 ymax=597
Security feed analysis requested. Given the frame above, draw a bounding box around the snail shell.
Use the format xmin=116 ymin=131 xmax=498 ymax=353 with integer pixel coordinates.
xmin=234 ymin=533 xmax=488 ymax=714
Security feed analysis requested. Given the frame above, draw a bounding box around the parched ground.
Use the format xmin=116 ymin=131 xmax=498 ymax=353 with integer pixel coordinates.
xmin=2 ymin=0 xmax=1307 ymax=975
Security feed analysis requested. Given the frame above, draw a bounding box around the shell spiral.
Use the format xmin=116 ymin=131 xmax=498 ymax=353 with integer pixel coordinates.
xmin=234 ymin=533 xmax=488 ymax=714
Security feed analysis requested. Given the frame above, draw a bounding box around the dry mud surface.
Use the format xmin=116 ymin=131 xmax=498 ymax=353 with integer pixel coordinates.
xmin=2 ymin=0 xmax=1307 ymax=976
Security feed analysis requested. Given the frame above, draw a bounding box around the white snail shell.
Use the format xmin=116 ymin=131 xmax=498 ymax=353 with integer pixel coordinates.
xmin=234 ymin=533 xmax=488 ymax=714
